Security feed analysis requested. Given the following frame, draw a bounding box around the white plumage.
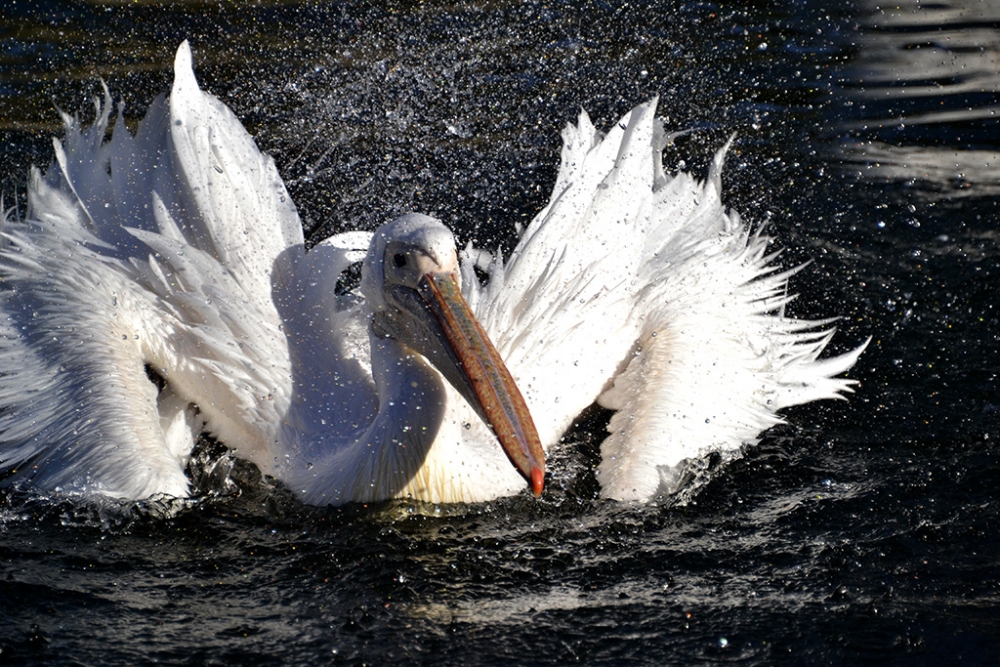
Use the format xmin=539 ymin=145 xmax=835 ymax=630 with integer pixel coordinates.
xmin=0 ymin=42 xmax=865 ymax=506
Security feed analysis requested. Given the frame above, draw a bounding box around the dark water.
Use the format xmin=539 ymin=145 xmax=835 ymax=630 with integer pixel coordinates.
xmin=1 ymin=1 xmax=998 ymax=664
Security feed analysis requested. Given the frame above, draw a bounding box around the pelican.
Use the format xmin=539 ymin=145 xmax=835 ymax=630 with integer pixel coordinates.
xmin=0 ymin=42 xmax=864 ymax=506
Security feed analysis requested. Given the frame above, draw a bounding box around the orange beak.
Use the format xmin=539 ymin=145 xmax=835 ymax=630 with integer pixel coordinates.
xmin=420 ymin=271 xmax=545 ymax=496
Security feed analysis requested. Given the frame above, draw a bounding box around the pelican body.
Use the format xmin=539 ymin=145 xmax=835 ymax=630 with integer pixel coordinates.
xmin=0 ymin=43 xmax=864 ymax=505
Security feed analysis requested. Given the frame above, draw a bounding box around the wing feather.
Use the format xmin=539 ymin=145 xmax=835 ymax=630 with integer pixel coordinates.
xmin=597 ymin=142 xmax=867 ymax=501
xmin=0 ymin=41 xmax=353 ymax=496
xmin=471 ymin=100 xmax=864 ymax=501
xmin=475 ymin=101 xmax=665 ymax=449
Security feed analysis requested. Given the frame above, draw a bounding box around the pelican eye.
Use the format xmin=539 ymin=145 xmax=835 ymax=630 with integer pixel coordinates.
xmin=392 ymin=253 xmax=407 ymax=268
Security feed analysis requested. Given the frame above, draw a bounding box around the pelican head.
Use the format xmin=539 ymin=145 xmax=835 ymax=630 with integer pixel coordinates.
xmin=361 ymin=214 xmax=545 ymax=495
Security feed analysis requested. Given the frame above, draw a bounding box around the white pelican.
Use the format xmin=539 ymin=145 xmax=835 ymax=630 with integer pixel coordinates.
xmin=0 ymin=42 xmax=865 ymax=506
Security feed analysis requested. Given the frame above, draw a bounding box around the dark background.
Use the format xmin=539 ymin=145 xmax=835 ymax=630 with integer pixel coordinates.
xmin=1 ymin=1 xmax=998 ymax=664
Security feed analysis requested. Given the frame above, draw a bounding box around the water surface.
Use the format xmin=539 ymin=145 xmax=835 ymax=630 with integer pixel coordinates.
xmin=1 ymin=1 xmax=998 ymax=664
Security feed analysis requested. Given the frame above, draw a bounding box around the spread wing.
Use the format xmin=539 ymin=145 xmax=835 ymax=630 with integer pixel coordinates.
xmin=464 ymin=100 xmax=865 ymax=501
xmin=0 ymin=42 xmax=372 ymax=497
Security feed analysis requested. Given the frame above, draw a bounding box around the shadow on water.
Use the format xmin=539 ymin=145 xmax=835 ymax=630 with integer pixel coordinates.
xmin=0 ymin=0 xmax=998 ymax=665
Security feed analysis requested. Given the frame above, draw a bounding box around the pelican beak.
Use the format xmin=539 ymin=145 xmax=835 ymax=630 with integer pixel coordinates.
xmin=418 ymin=271 xmax=545 ymax=496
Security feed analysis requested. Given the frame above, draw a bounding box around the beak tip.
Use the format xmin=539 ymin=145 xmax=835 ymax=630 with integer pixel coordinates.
xmin=530 ymin=467 xmax=545 ymax=497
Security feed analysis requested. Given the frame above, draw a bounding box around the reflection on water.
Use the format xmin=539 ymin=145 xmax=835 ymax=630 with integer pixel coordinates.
xmin=837 ymin=142 xmax=1000 ymax=198
xmin=836 ymin=0 xmax=1000 ymax=198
